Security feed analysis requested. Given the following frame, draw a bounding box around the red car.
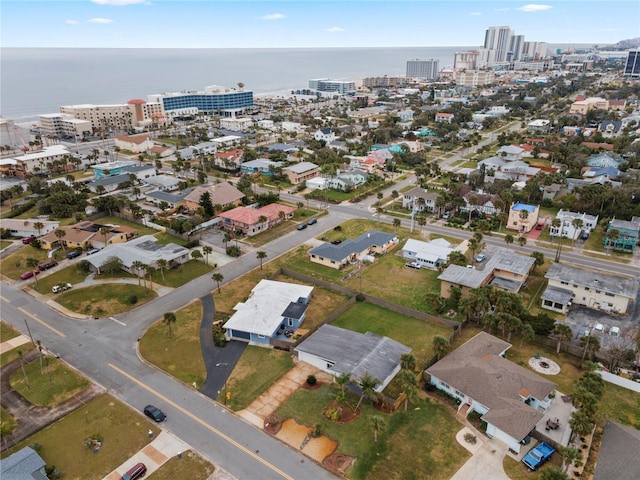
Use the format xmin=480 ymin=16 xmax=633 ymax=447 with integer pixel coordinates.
xmin=22 ymin=236 xmax=36 ymax=244
xmin=20 ymin=270 xmax=40 ymax=280
xmin=121 ymin=463 xmax=147 ymax=480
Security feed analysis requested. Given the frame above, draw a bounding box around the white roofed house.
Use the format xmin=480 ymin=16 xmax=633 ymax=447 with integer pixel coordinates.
xmin=1 ymin=219 xmax=60 ymax=239
xmin=223 ymin=280 xmax=314 ymax=346
xmin=549 ymin=210 xmax=599 ymax=240
xmin=114 ymin=133 xmax=154 ymax=154
xmin=401 ymin=238 xmax=459 ymax=270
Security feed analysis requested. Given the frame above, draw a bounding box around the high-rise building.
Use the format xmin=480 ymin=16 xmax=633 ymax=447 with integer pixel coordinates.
xmin=508 ymin=35 xmax=525 ymax=61
xmin=149 ymin=85 xmax=254 ymax=116
xmin=624 ymin=50 xmax=640 ymax=77
xmin=406 ymin=59 xmax=439 ymax=80
xmin=454 ymin=51 xmax=480 ymax=71
xmin=484 ymin=26 xmax=513 ymax=63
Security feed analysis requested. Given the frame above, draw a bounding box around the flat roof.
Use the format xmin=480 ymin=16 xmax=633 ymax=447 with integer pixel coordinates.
xmin=545 ymin=263 xmax=637 ymax=299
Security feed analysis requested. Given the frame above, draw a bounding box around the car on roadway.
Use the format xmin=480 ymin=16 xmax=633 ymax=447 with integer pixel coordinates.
xmin=475 ymin=254 xmax=487 ymax=263
xmin=307 ymin=218 xmax=317 ymax=225
xmin=143 ymin=404 xmax=166 ymax=422
xmin=296 ymin=223 xmax=307 ymax=231
xmin=52 ymin=283 xmax=72 ymax=294
xmin=120 ymin=462 xmax=147 ymax=480
xmin=38 ymin=260 xmax=58 ymax=271
xmin=20 ymin=270 xmax=40 ymax=280
xmin=86 ymin=248 xmax=100 ymax=255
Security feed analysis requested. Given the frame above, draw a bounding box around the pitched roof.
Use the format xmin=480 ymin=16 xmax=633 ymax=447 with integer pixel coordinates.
xmin=85 ymin=235 xmax=188 ymax=269
xmin=183 ymin=182 xmax=244 ymax=206
xmin=594 ymin=420 xmax=640 ymax=480
xmin=309 ymin=230 xmax=397 ymax=262
xmin=426 ymin=332 xmax=556 ymax=442
xmin=283 ymin=162 xmax=319 ymax=174
xmin=115 ymin=133 xmax=152 ymax=144
xmin=0 ymin=446 xmax=47 ymax=479
xmin=218 ymin=203 xmax=294 ymax=225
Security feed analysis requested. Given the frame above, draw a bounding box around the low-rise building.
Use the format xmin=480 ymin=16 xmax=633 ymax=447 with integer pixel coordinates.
xmin=549 ymin=210 xmax=599 ymax=240
xmin=435 ymin=112 xmax=454 ymax=123
xmin=605 ymin=218 xmax=640 ymax=253
xmin=1 ymin=219 xmax=60 ymax=238
xmin=240 ymin=158 xmax=283 ymax=175
xmin=402 ymin=187 xmax=439 ymax=212
xmin=282 ymin=162 xmax=319 ymax=184
xmin=527 ymin=119 xmax=551 ymax=134
xmin=314 ymin=128 xmax=336 ymax=143
xmin=218 ymin=203 xmax=295 ymax=237
xmin=309 ymin=230 xmax=398 ymax=269
xmin=507 ymin=202 xmax=539 ymax=233
xmin=114 ymin=133 xmax=154 ymax=153
xmin=213 ymin=149 xmax=244 ymax=170
xmin=219 ymin=117 xmax=254 ymax=131
xmin=181 ymin=182 xmax=245 ymax=211
xmin=401 ymin=238 xmax=458 ymax=269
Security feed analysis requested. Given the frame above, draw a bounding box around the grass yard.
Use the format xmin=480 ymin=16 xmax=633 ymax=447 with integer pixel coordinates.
xmin=0 ymin=239 xmax=14 ymax=250
xmin=503 ymin=455 xmax=562 ymax=480
xmin=224 ymin=346 xmax=293 ymax=411
xmin=1 ymin=246 xmax=63 ymax=280
xmin=1 ymin=394 xmax=160 ymax=480
xmin=148 ymin=450 xmax=215 ymax=479
xmin=57 ymin=284 xmax=157 ymax=316
xmin=10 ymin=357 xmax=91 ymax=407
xmin=30 ymin=264 xmax=91 ymax=294
xmin=0 ymin=343 xmax=36 ymax=368
xmin=154 ymin=231 xmax=190 ymax=246
xmin=139 ymin=300 xmax=206 ymax=388
xmin=212 ymin=267 xmax=277 ymax=313
xmin=150 ymin=259 xmax=213 ymax=288
xmin=599 ymin=382 xmax=640 ymax=428
xmin=275 ymin=385 xmax=469 ymax=480
xmin=331 ymin=302 xmax=453 ymax=369
xmin=1 ymin=321 xmax=20 ymax=342
xmin=97 ymin=216 xmax=158 ymax=236
xmin=1 ymin=406 xmax=17 ymax=435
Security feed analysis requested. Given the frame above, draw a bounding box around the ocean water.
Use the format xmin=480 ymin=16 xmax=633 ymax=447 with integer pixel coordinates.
xmin=0 ymin=46 xmax=469 ymax=122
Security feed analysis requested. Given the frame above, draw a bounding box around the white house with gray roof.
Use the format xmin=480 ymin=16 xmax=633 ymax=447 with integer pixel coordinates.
xmin=426 ymin=332 xmax=556 ymax=453
xmin=549 ymin=210 xmax=599 ymax=240
xmin=309 ymin=230 xmax=398 ymax=269
xmin=401 ymin=238 xmax=458 ymax=269
xmin=295 ymin=324 xmax=411 ymax=392
xmin=223 ymin=280 xmax=313 ymax=346
xmin=542 ymin=263 xmax=637 ymax=314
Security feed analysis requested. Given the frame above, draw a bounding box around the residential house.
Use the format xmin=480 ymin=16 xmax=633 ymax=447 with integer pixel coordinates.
xmin=425 ymin=332 xmax=556 ymax=453
xmin=401 ymin=238 xmax=459 ymax=269
xmin=305 ymin=176 xmax=328 ymax=190
xmin=435 ymin=112 xmax=454 ymax=123
xmin=1 ymin=145 xmax=70 ymax=177
xmin=308 ymin=230 xmax=398 ymax=269
xmin=85 ymin=235 xmax=189 ymax=273
xmin=314 ymin=128 xmax=336 ymax=143
xmin=218 ymin=203 xmax=295 ymax=237
xmin=114 ymin=133 xmax=154 ymax=154
xmin=402 ymin=187 xmax=439 ymax=212
xmin=282 ymin=162 xmax=319 ymax=184
xmin=240 ymin=158 xmax=283 ymax=175
xmin=328 ymin=169 xmax=368 ymax=191
xmin=582 ymin=166 xmax=619 ymax=181
xmin=0 ymin=446 xmax=48 ymax=480
xmin=569 ymin=97 xmax=609 ymax=115
xmin=604 ymin=218 xmax=640 ymax=253
xmin=566 ymin=176 xmax=621 ymax=192
xmin=267 ymin=143 xmax=298 ymax=155
xmin=145 ymin=175 xmax=182 ymax=192
xmin=549 ymin=210 xmax=599 ymax=240
xmin=280 ymin=121 xmax=303 ymax=133
xmin=1 ymin=219 xmax=60 ymax=239
xmin=40 ymin=221 xmax=136 ymax=250
xmin=527 ymin=119 xmax=551 ymax=134
xmin=593 ymin=420 xmax=640 ymax=480
xmin=181 ymin=182 xmax=245 ymax=211
xmin=397 ymin=109 xmax=414 ymax=122
xmin=92 ymin=160 xmax=137 ymax=179
xmin=507 ymin=202 xmax=539 ymax=233
xmin=123 ymin=164 xmax=156 ymax=181
xmin=479 ymin=157 xmax=541 ymax=184
xmin=295 ymin=324 xmax=411 ymax=392
xmin=598 ymin=120 xmax=623 ymax=138
xmin=438 ymin=247 xmax=535 ymax=298
xmin=586 ymin=152 xmax=626 ymax=169
xmin=496 ymin=145 xmax=525 ymax=162
xmin=542 ymin=184 xmax=561 ymax=201
xmin=223 ymin=279 xmax=313 ymax=346
xmin=219 ymin=117 xmax=254 ymax=131
xmin=542 ymin=263 xmax=637 ymax=314
xmin=461 ymin=191 xmax=501 ymax=218
xmin=213 ymin=149 xmax=244 ymax=170
xmin=88 ymin=173 xmax=136 ymax=193
xmin=145 ymin=189 xmax=190 ymax=209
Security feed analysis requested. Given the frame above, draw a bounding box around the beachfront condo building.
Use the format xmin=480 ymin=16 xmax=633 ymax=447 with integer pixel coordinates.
xmin=406 ymin=59 xmax=439 ymax=80
xmin=148 ymin=85 xmax=254 ymax=117
xmin=308 ymin=79 xmax=356 ymax=95
xmin=59 ymin=99 xmax=165 ymax=133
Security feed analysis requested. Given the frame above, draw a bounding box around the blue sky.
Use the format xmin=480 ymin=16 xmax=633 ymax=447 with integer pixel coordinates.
xmin=2 ymin=0 xmax=639 ymax=48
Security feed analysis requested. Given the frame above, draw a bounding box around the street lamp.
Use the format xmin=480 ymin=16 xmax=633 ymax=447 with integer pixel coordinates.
xmin=216 ymin=362 xmax=229 ymax=405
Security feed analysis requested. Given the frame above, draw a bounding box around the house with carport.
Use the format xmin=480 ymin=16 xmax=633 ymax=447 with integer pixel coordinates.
xmin=223 ymin=280 xmax=313 ymax=346
xmin=425 ymin=332 xmax=557 ymax=453
xmin=295 ymin=324 xmax=411 ymax=392
xmin=308 ymin=230 xmax=398 ymax=269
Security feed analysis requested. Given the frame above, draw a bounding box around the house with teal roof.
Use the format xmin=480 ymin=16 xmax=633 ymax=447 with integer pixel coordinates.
xmin=604 ymin=218 xmax=640 ymax=252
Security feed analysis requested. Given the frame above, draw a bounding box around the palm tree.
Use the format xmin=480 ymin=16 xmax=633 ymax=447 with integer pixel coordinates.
xmin=355 ymin=372 xmax=380 ymax=410
xmin=467 ymin=195 xmax=478 ymax=224
xmin=36 ymin=340 xmax=44 ymax=374
xmin=202 ymin=246 xmax=212 ymax=265
xmin=212 ymin=272 xmax=224 ymax=293
xmin=156 ymin=259 xmax=168 ymax=282
xmin=17 ymin=350 xmax=30 ymax=390
xmin=26 ymin=257 xmax=40 ymax=288
xmin=497 ymin=314 xmax=521 ymax=342
xmin=553 ymin=324 xmax=573 ymax=353
xmin=540 ymin=466 xmax=570 ymax=480
xmin=606 ymin=228 xmax=620 ymax=254
xmin=400 ymin=353 xmax=416 ymax=371
xmin=530 ymin=251 xmax=544 ymax=271
xmin=369 ymin=415 xmax=386 ymax=443
xmin=256 ymin=251 xmax=267 ymax=269
xmin=571 ymin=218 xmax=583 ymax=247
xmin=558 ymin=446 xmax=582 ymax=474
xmin=33 ymin=221 xmax=44 ymax=237
xmin=131 ymin=260 xmax=144 ymax=286
xmin=99 ymin=226 xmax=110 ymax=248
xmin=333 ymin=372 xmax=351 ymax=403
xmin=54 ymin=229 xmax=67 ymax=253
xmin=376 ymin=206 xmax=384 ymax=224
xmin=579 ymin=335 xmax=601 ymax=363
xmin=398 ymin=369 xmax=418 ymax=412
xmin=393 ymin=218 xmax=401 ymax=232
xmin=569 ymin=410 xmax=594 ymax=438
xmin=163 ymin=312 xmax=177 ymax=337
xmin=517 ymin=236 xmax=527 ymax=247
xmin=519 ymin=209 xmax=529 ymax=233
xmin=519 ymin=323 xmax=535 ymax=348
xmin=432 ymin=335 xmax=449 ymax=360
xmin=504 ymin=233 xmax=514 ymax=249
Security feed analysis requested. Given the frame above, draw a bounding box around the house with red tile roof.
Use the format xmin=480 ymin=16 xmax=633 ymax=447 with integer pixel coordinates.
xmin=213 ymin=149 xmax=244 ymax=170
xmin=114 ymin=133 xmax=154 ymax=153
xmin=218 ymin=203 xmax=295 ymax=237
xmin=435 ymin=112 xmax=454 ymax=123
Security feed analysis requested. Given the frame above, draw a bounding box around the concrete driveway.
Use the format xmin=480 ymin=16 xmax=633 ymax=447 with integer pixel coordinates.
xmin=450 ymin=427 xmax=510 ymax=480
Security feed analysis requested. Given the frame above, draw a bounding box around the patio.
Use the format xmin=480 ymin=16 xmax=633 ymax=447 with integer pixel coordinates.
xmin=533 ymin=391 xmax=575 ymax=447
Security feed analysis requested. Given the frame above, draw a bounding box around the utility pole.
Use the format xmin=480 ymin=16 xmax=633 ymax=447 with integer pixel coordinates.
xmin=24 ymin=318 xmax=36 ymax=346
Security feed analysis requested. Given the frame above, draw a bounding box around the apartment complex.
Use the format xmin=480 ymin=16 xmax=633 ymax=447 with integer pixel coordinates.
xmin=406 ymin=59 xmax=439 ymax=80
xmin=308 ymin=79 xmax=356 ymax=95
xmin=454 ymin=70 xmax=495 ymax=87
xmin=148 ymin=85 xmax=254 ymax=116
xmin=362 ymin=76 xmax=412 ymax=89
xmin=38 ymin=114 xmax=92 ymax=139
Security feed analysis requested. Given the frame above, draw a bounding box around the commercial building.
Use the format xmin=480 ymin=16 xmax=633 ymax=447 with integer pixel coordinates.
xmin=482 ymin=26 xmax=513 ymax=64
xmin=38 ymin=113 xmax=92 ymax=139
xmin=454 ymin=51 xmax=480 ymax=70
xmin=362 ymin=76 xmax=411 ymax=88
xmin=624 ymin=50 xmax=640 ymax=77
xmin=148 ymin=85 xmax=254 ymax=116
xmin=406 ymin=59 xmax=439 ymax=80
xmin=454 ymin=70 xmax=495 ymax=87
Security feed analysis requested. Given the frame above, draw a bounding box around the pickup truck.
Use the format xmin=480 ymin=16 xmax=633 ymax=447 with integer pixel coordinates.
xmin=522 ymin=442 xmax=555 ymax=470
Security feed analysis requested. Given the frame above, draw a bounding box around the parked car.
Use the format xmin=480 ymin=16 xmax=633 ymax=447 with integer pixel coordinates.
xmin=442 ymin=212 xmax=451 ymax=220
xmin=331 ymin=239 xmax=342 ymax=245
xmin=22 ymin=236 xmax=36 ymax=244
xmin=143 ymin=405 xmax=166 ymax=422
xmin=296 ymin=224 xmax=307 ymax=231
xmin=475 ymin=254 xmax=486 ymax=263
xmin=523 ymin=442 xmax=555 ymax=470
xmin=307 ymin=218 xmax=317 ymax=225
xmin=20 ymin=270 xmax=40 ymax=280
xmin=67 ymin=251 xmax=82 ymax=260
xmin=52 ymin=283 xmax=72 ymax=294
xmin=38 ymin=260 xmax=58 ymax=271
xmin=120 ymin=463 xmax=147 ymax=480
xmin=535 ymin=222 xmax=544 ymax=230
xmin=405 ymin=261 xmax=421 ymax=269
xmin=86 ymin=248 xmax=100 ymax=255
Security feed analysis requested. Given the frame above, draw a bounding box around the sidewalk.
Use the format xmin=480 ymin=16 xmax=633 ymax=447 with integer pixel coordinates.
xmin=0 ymin=334 xmax=31 ymax=355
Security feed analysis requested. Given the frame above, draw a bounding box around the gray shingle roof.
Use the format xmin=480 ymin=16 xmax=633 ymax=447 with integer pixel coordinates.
xmin=594 ymin=420 xmax=640 ymax=480
xmin=541 ymin=286 xmax=574 ymax=304
xmin=309 ymin=230 xmax=397 ymax=263
xmin=426 ymin=332 xmax=556 ymax=442
xmin=0 ymin=446 xmax=47 ymax=479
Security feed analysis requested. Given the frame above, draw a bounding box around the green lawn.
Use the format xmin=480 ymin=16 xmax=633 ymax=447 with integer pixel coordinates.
xmin=0 ymin=239 xmax=14 ymax=250
xmin=139 ymin=300 xmax=207 ymax=388
xmin=29 ymin=264 xmax=91 ymax=294
xmin=10 ymin=357 xmax=91 ymax=407
xmin=275 ymin=385 xmax=469 ymax=480
xmin=97 ymin=216 xmax=158 ymax=236
xmin=154 ymin=231 xmax=190 ymax=246
xmin=1 ymin=406 xmax=17 ymax=436
xmin=331 ymin=302 xmax=452 ymax=371
xmin=1 ymin=247 xmax=64 ymax=280
xmin=57 ymin=284 xmax=157 ymax=316
xmin=503 ymin=455 xmax=563 ymax=480
xmin=225 ymin=346 xmax=294 ymax=411
xmin=1 ymin=394 xmax=160 ymax=480
xmin=150 ymin=259 xmax=213 ymax=287
xmin=148 ymin=450 xmax=215 ymax=479
xmin=1 ymin=321 xmax=20 ymax=342
xmin=0 ymin=343 xmax=36 ymax=368
xmin=599 ymin=382 xmax=640 ymax=428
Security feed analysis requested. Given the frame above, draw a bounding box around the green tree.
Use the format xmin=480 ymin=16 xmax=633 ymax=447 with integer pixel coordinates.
xmin=199 ymin=191 xmax=215 ymax=218
xmin=432 ymin=335 xmax=449 ymax=360
xmin=54 ymin=229 xmax=67 ymax=253
xmin=26 ymin=257 xmax=40 ymax=288
xmin=369 ymin=415 xmax=386 ymax=443
xmin=33 ymin=221 xmax=44 ymax=236
xmin=606 ymin=228 xmax=620 ymax=254
xmin=504 ymin=233 xmax=514 ymax=249
xmin=397 ymin=369 xmax=418 ymax=412
xmin=393 ymin=218 xmax=401 ymax=232
xmin=355 ymin=372 xmax=380 ymax=410
xmin=99 ymin=226 xmax=110 ymax=247
xmin=569 ymin=410 xmax=594 ymax=437
xmin=202 ymin=245 xmax=213 ymax=265
xmin=131 ymin=260 xmax=145 ymax=286
xmin=333 ymin=372 xmax=351 ymax=403
xmin=539 ymin=466 xmax=569 ymax=480
xmin=256 ymin=251 xmax=267 ymax=270
xmin=519 ymin=323 xmax=535 ymax=348
xmin=163 ymin=311 xmax=177 ymax=338
xmin=156 ymin=258 xmax=168 ymax=282
xmin=517 ymin=236 xmax=527 ymax=247
xmin=553 ymin=324 xmax=573 ymax=354
xmin=191 ymin=249 xmax=203 ymax=261
xmin=558 ymin=446 xmax=582 ymax=474
xmin=212 ymin=272 xmax=224 ymax=293
xmin=530 ymin=251 xmax=545 ymax=271
xmin=400 ymin=353 xmax=416 ymax=372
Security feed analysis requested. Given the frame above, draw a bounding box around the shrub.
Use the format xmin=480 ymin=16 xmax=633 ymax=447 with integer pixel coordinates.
xmin=184 ymin=239 xmax=200 ymax=249
xmin=128 ymin=295 xmax=138 ymax=305
xmin=333 ymin=225 xmax=342 ymax=231
xmin=355 ymin=293 xmax=365 ymax=302
xmin=464 ymin=433 xmax=477 ymax=444
xmin=324 ymin=407 xmax=342 ymax=421
xmin=306 ymin=374 xmax=317 ymax=386
xmin=226 ymin=245 xmax=241 ymax=257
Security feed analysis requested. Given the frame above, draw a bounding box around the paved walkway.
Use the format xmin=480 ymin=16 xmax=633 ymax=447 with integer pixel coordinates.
xmin=0 ymin=334 xmax=31 ymax=354
xmin=450 ymin=427 xmax=510 ymax=480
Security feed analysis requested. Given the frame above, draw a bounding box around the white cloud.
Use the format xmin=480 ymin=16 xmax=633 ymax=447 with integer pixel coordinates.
xmin=470 ymin=11 xmax=483 ymax=16
xmin=65 ymin=19 xmax=79 ymax=25
xmin=260 ymin=13 xmax=285 ymax=20
xmin=516 ymin=4 xmax=553 ymax=12
xmin=87 ymin=18 xmax=114 ymax=24
xmin=325 ymin=26 xmax=344 ymax=32
xmin=91 ymin=0 xmax=150 ymax=5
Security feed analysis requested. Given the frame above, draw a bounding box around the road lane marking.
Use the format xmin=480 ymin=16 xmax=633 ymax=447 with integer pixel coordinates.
xmin=0 ymin=295 xmax=9 ymax=303
xmin=108 ymin=363 xmax=293 ymax=480
xmin=18 ymin=307 xmax=66 ymax=338
xmin=110 ymin=317 xmax=126 ymax=326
